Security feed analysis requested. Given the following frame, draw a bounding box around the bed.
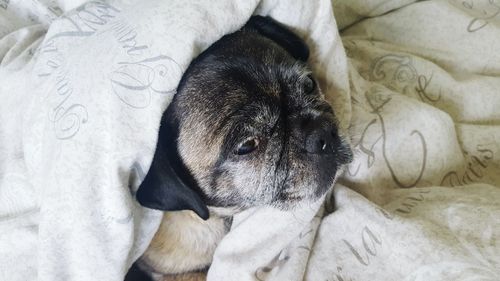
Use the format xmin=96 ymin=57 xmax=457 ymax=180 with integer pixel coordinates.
xmin=0 ymin=0 xmax=499 ymax=280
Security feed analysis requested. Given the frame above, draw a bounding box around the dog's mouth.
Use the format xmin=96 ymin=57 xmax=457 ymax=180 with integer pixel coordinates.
xmin=273 ymin=182 xmax=331 ymax=208
xmin=272 ymin=154 xmax=351 ymax=209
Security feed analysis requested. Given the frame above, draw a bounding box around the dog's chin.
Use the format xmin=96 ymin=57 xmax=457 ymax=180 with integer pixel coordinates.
xmin=272 ymin=166 xmax=346 ymax=211
xmin=205 ymin=190 xmax=328 ymax=218
xmin=271 ymin=188 xmax=330 ymax=212
xmin=204 ymin=165 xmax=347 ymax=218
xmin=271 ymin=193 xmax=326 ymax=212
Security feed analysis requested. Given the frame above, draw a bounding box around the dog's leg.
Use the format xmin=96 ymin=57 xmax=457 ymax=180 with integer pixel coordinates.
xmin=141 ymin=211 xmax=227 ymax=275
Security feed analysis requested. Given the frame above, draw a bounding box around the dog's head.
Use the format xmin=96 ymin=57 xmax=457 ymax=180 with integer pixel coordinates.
xmin=136 ymin=16 xmax=352 ymax=219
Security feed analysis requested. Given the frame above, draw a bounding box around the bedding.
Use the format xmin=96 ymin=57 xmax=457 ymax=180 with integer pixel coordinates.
xmin=0 ymin=0 xmax=499 ymax=281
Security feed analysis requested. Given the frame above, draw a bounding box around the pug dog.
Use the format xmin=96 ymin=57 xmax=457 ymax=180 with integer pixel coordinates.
xmin=133 ymin=16 xmax=353 ymax=281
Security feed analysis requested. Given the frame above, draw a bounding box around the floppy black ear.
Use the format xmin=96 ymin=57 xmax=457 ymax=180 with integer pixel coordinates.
xmin=245 ymin=15 xmax=309 ymax=61
xmin=136 ymin=120 xmax=209 ymax=220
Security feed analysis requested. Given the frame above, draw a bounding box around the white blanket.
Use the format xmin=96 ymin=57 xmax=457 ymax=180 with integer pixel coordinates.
xmin=303 ymin=1 xmax=500 ymax=280
xmin=0 ymin=0 xmax=499 ymax=281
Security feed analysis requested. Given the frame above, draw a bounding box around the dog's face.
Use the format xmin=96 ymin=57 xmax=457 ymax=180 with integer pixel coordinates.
xmin=136 ymin=16 xmax=352 ymax=219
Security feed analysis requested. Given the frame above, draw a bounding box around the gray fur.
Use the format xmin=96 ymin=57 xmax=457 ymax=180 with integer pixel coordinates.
xmin=135 ymin=16 xmax=353 ymax=280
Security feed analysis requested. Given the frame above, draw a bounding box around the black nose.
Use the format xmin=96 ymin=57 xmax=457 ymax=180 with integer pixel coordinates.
xmin=304 ymin=120 xmax=339 ymax=154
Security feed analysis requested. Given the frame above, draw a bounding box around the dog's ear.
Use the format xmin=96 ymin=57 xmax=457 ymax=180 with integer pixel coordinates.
xmin=136 ymin=119 xmax=209 ymax=220
xmin=245 ymin=15 xmax=309 ymax=61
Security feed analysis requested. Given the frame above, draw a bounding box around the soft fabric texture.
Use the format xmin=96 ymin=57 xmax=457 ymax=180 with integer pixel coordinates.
xmin=0 ymin=0 xmax=499 ymax=281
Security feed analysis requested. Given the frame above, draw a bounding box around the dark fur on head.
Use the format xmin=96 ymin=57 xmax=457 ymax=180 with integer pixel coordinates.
xmin=136 ymin=16 xmax=352 ymax=220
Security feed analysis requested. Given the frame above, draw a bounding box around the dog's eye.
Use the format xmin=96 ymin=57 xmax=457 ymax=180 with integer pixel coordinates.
xmin=235 ymin=137 xmax=260 ymax=155
xmin=304 ymin=74 xmax=316 ymax=94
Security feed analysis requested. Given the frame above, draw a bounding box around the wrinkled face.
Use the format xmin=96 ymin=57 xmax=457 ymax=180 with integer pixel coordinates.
xmin=169 ymin=31 xmax=352 ymax=211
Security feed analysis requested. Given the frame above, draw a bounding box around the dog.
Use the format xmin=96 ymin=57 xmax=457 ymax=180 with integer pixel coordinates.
xmin=133 ymin=16 xmax=353 ymax=281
